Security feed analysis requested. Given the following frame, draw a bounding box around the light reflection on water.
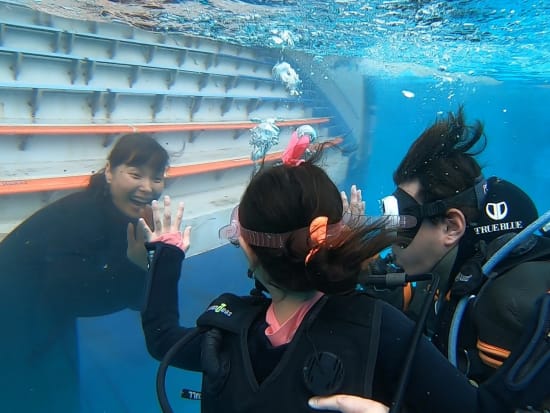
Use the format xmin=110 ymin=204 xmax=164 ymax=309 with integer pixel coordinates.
xmin=26 ymin=0 xmax=550 ymax=81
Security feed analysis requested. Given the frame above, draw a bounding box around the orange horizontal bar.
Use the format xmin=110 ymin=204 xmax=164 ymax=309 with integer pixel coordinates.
xmin=0 ymin=155 xmax=276 ymax=195
xmin=0 ymin=117 xmax=330 ymax=135
xmin=0 ymin=175 xmax=91 ymax=195
xmin=165 ymin=151 xmax=282 ymax=179
xmin=0 ymin=138 xmax=341 ymax=195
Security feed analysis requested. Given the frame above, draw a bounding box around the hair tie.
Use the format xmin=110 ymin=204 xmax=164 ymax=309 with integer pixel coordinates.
xmin=305 ymin=216 xmax=328 ymax=264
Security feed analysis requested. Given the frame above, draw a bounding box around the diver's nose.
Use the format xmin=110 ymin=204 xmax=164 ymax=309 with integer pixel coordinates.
xmin=140 ymin=177 xmax=154 ymax=192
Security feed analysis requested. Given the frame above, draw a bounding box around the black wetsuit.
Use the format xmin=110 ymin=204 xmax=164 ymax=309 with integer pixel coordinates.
xmin=0 ymin=190 xmax=148 ymax=413
xmin=363 ymin=237 xmax=550 ymax=382
xmin=142 ymin=243 xmax=527 ymax=413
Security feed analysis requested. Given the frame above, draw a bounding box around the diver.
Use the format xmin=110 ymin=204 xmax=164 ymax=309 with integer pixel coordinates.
xmin=135 ymin=147 xmax=547 ymax=413
xmin=356 ymin=106 xmax=550 ymax=410
xmin=0 ymin=133 xmax=169 ymax=412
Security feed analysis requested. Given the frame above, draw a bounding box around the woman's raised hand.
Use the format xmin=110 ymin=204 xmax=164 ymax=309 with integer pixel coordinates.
xmin=138 ymin=195 xmax=191 ymax=252
xmin=341 ymin=184 xmax=365 ymax=216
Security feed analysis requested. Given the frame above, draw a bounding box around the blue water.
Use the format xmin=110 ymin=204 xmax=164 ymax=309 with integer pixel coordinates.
xmin=77 ymin=77 xmax=550 ymax=413
xmin=11 ymin=0 xmax=550 ymax=412
xmin=153 ymin=0 xmax=550 ymax=80
xmin=78 ymin=244 xmax=250 ymax=413
xmin=354 ymin=78 xmax=550 ymax=212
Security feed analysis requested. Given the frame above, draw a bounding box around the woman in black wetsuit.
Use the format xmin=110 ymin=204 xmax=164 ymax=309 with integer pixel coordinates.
xmin=140 ymin=156 xmax=547 ymax=413
xmin=0 ymin=133 xmax=168 ymax=413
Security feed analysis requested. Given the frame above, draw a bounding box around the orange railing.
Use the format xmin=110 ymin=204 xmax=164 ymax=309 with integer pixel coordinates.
xmin=1 ymin=136 xmax=342 ymax=195
xmin=0 ymin=118 xmax=330 ymax=135
xmin=0 ymin=152 xmax=281 ymax=195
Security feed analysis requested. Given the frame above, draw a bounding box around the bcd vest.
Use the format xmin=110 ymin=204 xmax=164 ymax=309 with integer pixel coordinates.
xmin=443 ymin=235 xmax=550 ymax=379
xmin=195 ymin=292 xmax=381 ymax=413
xmin=473 ymin=235 xmax=550 ymax=370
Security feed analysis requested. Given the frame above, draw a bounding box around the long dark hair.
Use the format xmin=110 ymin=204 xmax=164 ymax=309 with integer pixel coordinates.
xmin=393 ymin=106 xmax=486 ymax=222
xmin=87 ymin=133 xmax=169 ymax=197
xmin=239 ymin=155 xmax=393 ymax=294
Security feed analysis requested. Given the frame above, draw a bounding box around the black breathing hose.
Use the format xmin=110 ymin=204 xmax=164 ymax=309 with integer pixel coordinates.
xmin=389 ymin=273 xmax=439 ymax=413
xmin=155 ymin=275 xmax=438 ymax=413
xmin=156 ymin=329 xmax=204 ymax=413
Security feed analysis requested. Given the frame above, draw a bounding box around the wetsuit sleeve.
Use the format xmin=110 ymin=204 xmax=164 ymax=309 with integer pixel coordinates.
xmin=2 ymin=217 xmax=149 ymax=316
xmin=373 ymin=300 xmax=512 ymax=413
xmin=45 ymin=236 xmax=148 ymax=315
xmin=141 ymin=242 xmax=202 ymax=372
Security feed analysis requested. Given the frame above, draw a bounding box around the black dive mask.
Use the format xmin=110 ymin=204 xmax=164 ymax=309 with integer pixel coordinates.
xmin=380 ymin=188 xmax=425 ymax=239
xmin=380 ymin=177 xmax=487 ymax=240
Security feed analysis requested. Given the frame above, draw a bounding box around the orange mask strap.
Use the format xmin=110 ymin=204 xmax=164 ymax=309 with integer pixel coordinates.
xmin=305 ymin=216 xmax=328 ymax=264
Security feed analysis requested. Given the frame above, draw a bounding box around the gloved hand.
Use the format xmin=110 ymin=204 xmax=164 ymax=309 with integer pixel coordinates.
xmin=450 ymin=241 xmax=487 ymax=299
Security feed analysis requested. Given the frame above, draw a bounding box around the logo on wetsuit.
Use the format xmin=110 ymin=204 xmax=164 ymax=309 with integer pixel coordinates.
xmin=206 ymin=302 xmax=233 ymax=317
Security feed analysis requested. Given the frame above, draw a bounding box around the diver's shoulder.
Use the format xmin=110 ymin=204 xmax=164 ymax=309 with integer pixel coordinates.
xmin=6 ymin=190 xmax=93 ymax=230
xmin=320 ymin=292 xmax=382 ymax=325
xmin=26 ymin=190 xmax=96 ymax=214
xmin=50 ymin=189 xmax=97 ymax=207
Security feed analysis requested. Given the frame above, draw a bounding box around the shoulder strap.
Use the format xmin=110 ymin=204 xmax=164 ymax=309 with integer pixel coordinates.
xmin=196 ymin=293 xmax=268 ymax=333
xmin=308 ymin=293 xmax=381 ymax=398
xmin=363 ymin=299 xmax=381 ymax=396
xmin=489 ymin=235 xmax=550 ymax=277
xmin=318 ymin=292 xmax=377 ymax=326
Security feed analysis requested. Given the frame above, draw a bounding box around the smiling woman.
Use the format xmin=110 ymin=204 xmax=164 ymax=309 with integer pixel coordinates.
xmin=0 ymin=133 xmax=169 ymax=413
xmin=106 ymin=163 xmax=165 ymax=218
xmin=94 ymin=133 xmax=169 ymax=219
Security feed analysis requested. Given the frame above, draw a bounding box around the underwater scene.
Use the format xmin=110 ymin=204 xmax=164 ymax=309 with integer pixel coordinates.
xmin=0 ymin=1 xmax=549 ymax=412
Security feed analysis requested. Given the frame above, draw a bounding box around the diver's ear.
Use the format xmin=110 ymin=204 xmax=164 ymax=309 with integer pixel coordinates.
xmin=104 ymin=161 xmax=113 ymax=184
xmin=239 ymin=237 xmax=259 ymax=268
xmin=442 ymin=208 xmax=466 ymax=246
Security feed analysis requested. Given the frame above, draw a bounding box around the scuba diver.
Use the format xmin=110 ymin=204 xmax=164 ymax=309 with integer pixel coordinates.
xmin=357 ymin=106 xmax=550 ymax=410
xmin=136 ymin=148 xmax=548 ymax=413
xmin=0 ymin=133 xmax=169 ymax=412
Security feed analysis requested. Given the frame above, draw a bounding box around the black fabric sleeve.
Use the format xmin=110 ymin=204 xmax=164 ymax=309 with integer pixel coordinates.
xmin=141 ymin=242 xmax=202 ymax=372
xmin=41 ymin=235 xmax=148 ymax=315
xmin=1 ymin=193 xmax=149 ymax=316
xmin=373 ymin=300 xmax=512 ymax=413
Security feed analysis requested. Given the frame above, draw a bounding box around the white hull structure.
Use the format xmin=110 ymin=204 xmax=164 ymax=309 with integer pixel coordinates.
xmin=0 ymin=1 xmax=361 ymax=256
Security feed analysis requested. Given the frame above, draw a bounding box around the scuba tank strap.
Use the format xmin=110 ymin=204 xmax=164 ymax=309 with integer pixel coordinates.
xmin=407 ymin=246 xmax=458 ymax=337
xmin=487 ymin=234 xmax=550 ymax=278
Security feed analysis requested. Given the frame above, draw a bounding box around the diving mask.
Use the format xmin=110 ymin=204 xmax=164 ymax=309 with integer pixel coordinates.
xmin=379 ymin=177 xmax=487 ymax=239
xmin=219 ymin=205 xmax=418 ymax=249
